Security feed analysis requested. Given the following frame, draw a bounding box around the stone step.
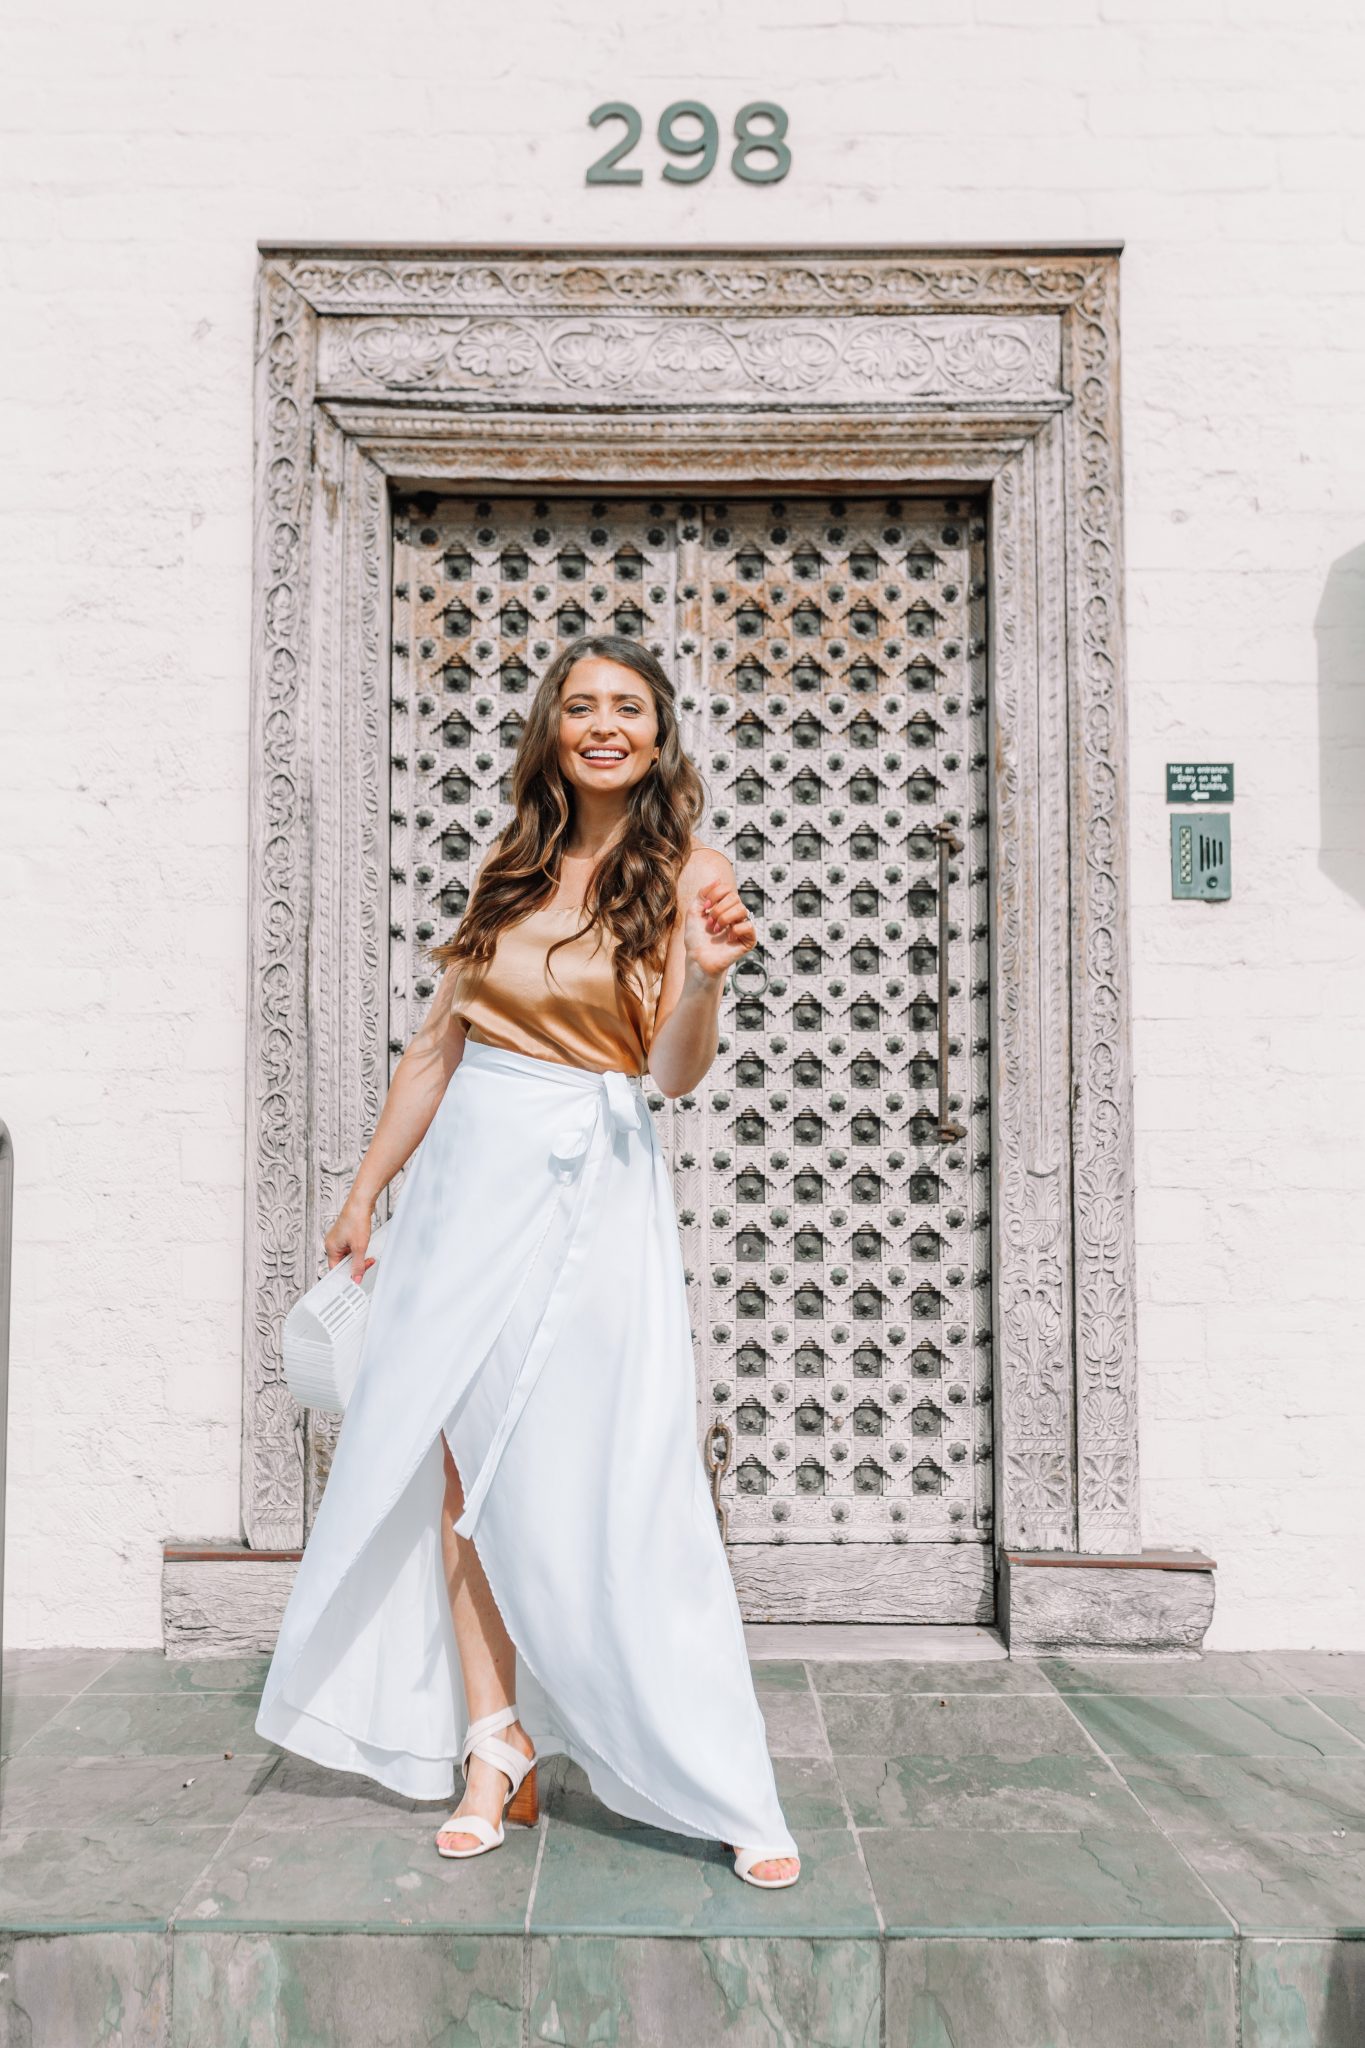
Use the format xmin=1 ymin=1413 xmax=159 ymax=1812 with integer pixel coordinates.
xmin=1 ymin=1646 xmax=1363 ymax=2044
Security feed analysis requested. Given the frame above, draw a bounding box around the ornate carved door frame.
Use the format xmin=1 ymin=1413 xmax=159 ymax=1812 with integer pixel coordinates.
xmin=243 ymin=243 xmax=1141 ymax=1604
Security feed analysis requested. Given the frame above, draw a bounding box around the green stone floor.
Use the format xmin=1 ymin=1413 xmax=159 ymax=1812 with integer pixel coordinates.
xmin=1 ymin=1645 xmax=1364 ymax=2044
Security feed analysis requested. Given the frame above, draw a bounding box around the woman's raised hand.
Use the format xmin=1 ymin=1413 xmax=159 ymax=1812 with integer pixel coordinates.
xmin=683 ymin=878 xmax=757 ymax=980
xmin=325 ymin=1195 xmax=377 ymax=1283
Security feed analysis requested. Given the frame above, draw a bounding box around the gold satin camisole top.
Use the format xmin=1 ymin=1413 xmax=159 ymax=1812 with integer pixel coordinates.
xmin=448 ymin=906 xmax=665 ymax=1077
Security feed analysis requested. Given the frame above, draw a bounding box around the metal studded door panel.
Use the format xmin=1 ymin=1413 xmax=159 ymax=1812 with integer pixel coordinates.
xmin=390 ymin=493 xmax=992 ymax=1621
xmin=389 ymin=498 xmax=679 ymax=1053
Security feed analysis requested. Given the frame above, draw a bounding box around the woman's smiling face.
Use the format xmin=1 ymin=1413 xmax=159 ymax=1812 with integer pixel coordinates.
xmin=557 ymin=655 xmax=661 ymax=798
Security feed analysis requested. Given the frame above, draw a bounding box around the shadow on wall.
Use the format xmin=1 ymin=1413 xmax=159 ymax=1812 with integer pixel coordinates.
xmin=1316 ymin=541 xmax=1365 ymax=905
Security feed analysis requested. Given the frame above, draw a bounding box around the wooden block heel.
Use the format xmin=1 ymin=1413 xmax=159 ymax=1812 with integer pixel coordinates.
xmin=506 ymin=1759 xmax=538 ymax=1826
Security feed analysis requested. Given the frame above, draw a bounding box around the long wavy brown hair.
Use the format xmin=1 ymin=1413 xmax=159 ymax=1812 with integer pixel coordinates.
xmin=426 ymin=635 xmax=705 ymax=1001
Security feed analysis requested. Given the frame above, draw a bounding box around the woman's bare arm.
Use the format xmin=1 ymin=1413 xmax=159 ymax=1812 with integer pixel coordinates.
xmin=647 ymin=848 xmax=758 ymax=1100
xmin=326 ymin=965 xmax=468 ymax=1277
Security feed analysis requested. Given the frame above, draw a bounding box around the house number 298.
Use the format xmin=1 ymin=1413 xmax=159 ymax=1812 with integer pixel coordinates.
xmin=587 ymin=102 xmax=791 ymax=186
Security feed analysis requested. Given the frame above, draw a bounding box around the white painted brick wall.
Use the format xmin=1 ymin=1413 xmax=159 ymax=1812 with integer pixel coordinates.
xmin=2 ymin=0 xmax=1362 ymax=1649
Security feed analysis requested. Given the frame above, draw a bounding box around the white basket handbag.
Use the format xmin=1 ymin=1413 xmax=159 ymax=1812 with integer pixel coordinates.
xmin=282 ymin=1224 xmax=389 ymax=1415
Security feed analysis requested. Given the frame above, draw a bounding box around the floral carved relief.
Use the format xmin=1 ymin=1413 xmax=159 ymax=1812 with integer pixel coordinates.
xmin=326 ymin=314 xmax=1062 ymax=404
xmin=280 ymin=252 xmax=1100 ymax=316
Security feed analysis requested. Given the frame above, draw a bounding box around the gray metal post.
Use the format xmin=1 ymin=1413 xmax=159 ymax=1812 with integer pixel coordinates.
xmin=0 ymin=1123 xmax=12 ymax=1714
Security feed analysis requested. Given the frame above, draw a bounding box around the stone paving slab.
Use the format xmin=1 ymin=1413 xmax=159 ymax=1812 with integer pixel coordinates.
xmin=1258 ymin=1652 xmax=1365 ymax=1693
xmin=176 ymin=1817 xmax=542 ymax=1934
xmin=808 ymin=1655 xmax=1053 ymax=1695
xmin=21 ymin=1688 xmax=268 ymax=1761
xmin=0 ymin=1929 xmax=171 ymax=2047
xmin=0 ymin=1694 xmax=70 ymax=1757
xmin=1112 ymin=1754 xmax=1365 ymax=1838
xmin=1039 ymin=1652 xmax=1292 ymax=1695
xmin=1063 ymin=1691 xmax=1365 ymax=1762
xmin=833 ymin=1750 xmax=1158 ymax=1831
xmin=1308 ymin=1694 xmax=1365 ymax=1744
xmin=886 ymin=1935 xmax=1237 ymax=2048
xmin=748 ymin=1657 xmax=814 ymax=1692
xmin=87 ymin=1654 xmax=274 ymax=1697
xmin=530 ymin=1817 xmax=878 ymax=1939
xmin=0 ymin=1752 xmax=273 ymax=1832
xmin=527 ymin=1933 xmax=880 ymax=2047
xmin=1240 ymin=1938 xmax=1365 ymax=2047
xmin=0 ymin=1649 xmax=122 ymax=1696
xmin=862 ymin=1823 xmax=1236 ymax=1938
xmin=0 ymin=1823 xmax=236 ymax=1934
xmin=171 ymin=1931 xmax=523 ymax=2048
xmin=1171 ymin=1831 xmax=1365 ymax=1938
xmin=231 ymin=1751 xmax=459 ymax=1834
xmin=821 ymin=1688 xmax=1098 ymax=1758
xmin=0 ymin=1647 xmax=1362 ymax=2044
xmin=748 ymin=1683 xmax=828 ymax=1756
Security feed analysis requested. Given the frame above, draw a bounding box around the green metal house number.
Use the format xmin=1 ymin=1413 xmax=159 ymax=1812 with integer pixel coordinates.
xmin=587 ymin=102 xmax=791 ymax=185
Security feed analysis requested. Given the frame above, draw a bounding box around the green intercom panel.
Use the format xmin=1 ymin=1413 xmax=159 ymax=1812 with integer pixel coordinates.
xmin=1171 ymin=812 xmax=1231 ymax=900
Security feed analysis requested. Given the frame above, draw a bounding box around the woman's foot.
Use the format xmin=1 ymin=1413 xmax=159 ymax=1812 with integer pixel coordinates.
xmin=721 ymin=1842 xmax=801 ymax=1885
xmin=436 ymin=1716 xmax=535 ymax=1852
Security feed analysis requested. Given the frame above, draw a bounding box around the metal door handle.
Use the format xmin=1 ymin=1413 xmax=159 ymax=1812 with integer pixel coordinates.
xmin=932 ymin=822 xmax=967 ymax=1144
xmin=705 ymin=1419 xmax=732 ymax=1544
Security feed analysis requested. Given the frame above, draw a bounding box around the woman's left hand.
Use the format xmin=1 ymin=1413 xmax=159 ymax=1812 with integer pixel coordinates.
xmin=684 ymin=879 xmax=758 ymax=980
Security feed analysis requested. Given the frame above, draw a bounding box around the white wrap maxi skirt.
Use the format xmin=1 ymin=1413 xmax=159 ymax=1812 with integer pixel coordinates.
xmin=255 ymin=1036 xmax=799 ymax=1860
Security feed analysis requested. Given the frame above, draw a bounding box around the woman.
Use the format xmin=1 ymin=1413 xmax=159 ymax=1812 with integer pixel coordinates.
xmin=254 ymin=634 xmax=801 ymax=1890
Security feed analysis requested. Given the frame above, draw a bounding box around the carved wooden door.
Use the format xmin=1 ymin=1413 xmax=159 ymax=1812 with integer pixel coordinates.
xmin=390 ymin=493 xmax=993 ymax=1623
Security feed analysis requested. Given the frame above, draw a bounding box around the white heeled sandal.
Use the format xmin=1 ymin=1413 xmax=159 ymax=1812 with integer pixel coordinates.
xmin=435 ymin=1703 xmax=539 ymax=1858
xmin=720 ymin=1840 xmax=801 ymax=1889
